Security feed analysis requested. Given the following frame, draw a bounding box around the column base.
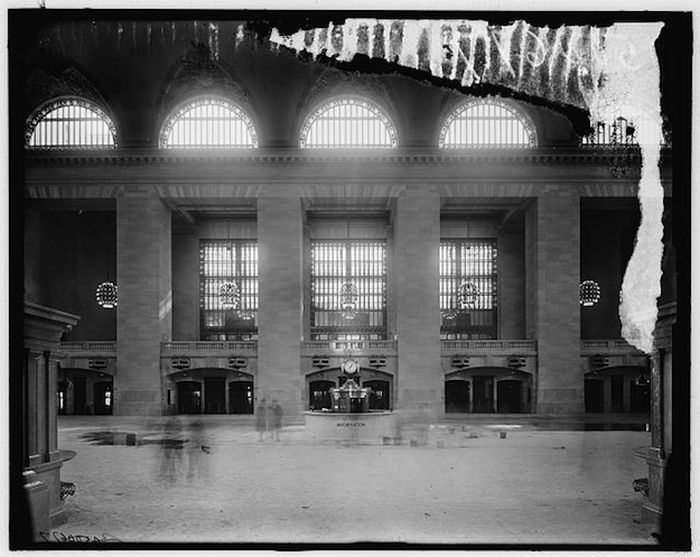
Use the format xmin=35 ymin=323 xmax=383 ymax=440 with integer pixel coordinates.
xmin=635 ymin=446 xmax=665 ymax=528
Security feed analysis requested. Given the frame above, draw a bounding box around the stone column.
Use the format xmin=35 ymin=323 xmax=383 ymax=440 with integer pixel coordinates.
xmin=256 ymin=197 xmax=303 ymax=419
xmin=498 ymin=227 xmax=525 ymax=338
xmin=525 ymin=190 xmax=583 ymax=414
xmin=116 ymin=188 xmax=172 ymax=415
xmin=394 ymin=189 xmax=441 ymax=413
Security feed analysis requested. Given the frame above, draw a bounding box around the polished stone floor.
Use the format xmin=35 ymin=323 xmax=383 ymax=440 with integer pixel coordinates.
xmin=51 ymin=414 xmax=657 ymax=547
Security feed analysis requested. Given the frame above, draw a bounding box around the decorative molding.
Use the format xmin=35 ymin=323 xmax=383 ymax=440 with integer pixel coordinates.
xmin=24 ymin=147 xmax=668 ymax=167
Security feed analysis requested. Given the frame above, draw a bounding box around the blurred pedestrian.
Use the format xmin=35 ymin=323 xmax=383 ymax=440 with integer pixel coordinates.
xmin=269 ymin=400 xmax=283 ymax=441
xmin=185 ymin=420 xmax=210 ymax=482
xmin=255 ymin=399 xmax=268 ymax=441
xmin=158 ymin=415 xmax=184 ymax=485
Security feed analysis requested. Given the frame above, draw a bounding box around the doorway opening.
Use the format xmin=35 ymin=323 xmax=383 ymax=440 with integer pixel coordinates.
xmin=228 ymin=381 xmax=254 ymax=414
xmin=177 ymin=381 xmax=202 ymax=414
xmin=363 ymin=380 xmax=390 ymax=410
xmin=309 ymin=380 xmax=335 ymax=411
xmin=445 ymin=380 xmax=470 ymax=413
xmin=472 ymin=376 xmax=494 ymax=413
xmin=497 ymin=380 xmax=522 ymax=413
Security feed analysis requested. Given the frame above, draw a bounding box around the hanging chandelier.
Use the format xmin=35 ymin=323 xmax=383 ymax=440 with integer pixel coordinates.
xmin=96 ymin=218 xmax=117 ymax=309
xmin=96 ymin=281 xmax=118 ymax=309
xmin=219 ymin=280 xmax=241 ymax=309
xmin=218 ymin=223 xmax=242 ymax=311
xmin=579 ymin=280 xmax=601 ymax=307
xmin=456 ymin=280 xmax=479 ymax=310
xmin=339 ymin=281 xmax=359 ymax=320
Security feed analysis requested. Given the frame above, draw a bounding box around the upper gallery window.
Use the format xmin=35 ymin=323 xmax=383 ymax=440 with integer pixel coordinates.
xmin=160 ymin=97 xmax=258 ymax=149
xmin=199 ymin=240 xmax=258 ymax=341
xmin=440 ymin=239 xmax=498 ymax=340
xmin=25 ymin=98 xmax=117 ymax=149
xmin=299 ymin=97 xmax=398 ymax=149
xmin=310 ymin=239 xmax=387 ymax=340
xmin=439 ymin=99 xmax=537 ymax=149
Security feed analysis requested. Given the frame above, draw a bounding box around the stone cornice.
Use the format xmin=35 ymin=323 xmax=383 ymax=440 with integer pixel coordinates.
xmin=23 ymin=147 xmax=668 ymax=168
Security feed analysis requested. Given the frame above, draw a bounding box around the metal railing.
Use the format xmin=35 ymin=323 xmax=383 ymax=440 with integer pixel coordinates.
xmin=161 ymin=341 xmax=257 ymax=351
xmin=60 ymin=341 xmax=116 ymax=353
xmin=441 ymin=339 xmax=537 ymax=351
xmin=581 ymin=339 xmax=642 ymax=352
xmin=301 ymin=340 xmax=397 ymax=353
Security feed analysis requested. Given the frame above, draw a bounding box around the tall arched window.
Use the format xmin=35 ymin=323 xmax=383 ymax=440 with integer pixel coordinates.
xmin=25 ymin=97 xmax=117 ymax=149
xmin=160 ymin=97 xmax=258 ymax=149
xmin=300 ymin=97 xmax=398 ymax=149
xmin=439 ymin=99 xmax=537 ymax=149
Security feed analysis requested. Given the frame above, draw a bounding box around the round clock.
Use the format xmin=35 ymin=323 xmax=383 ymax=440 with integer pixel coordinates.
xmin=343 ymin=360 xmax=358 ymax=374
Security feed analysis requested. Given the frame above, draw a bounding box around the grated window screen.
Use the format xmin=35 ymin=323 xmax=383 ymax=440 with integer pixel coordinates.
xmin=300 ymin=98 xmax=398 ymax=149
xmin=440 ymin=239 xmax=498 ymax=339
xmin=26 ymin=98 xmax=117 ymax=149
xmin=199 ymin=240 xmax=258 ymax=341
xmin=439 ymin=99 xmax=536 ymax=148
xmin=310 ymin=239 xmax=387 ymax=340
xmin=161 ymin=98 xmax=258 ymax=148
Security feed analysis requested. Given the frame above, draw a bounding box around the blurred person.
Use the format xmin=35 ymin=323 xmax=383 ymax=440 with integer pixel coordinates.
xmin=158 ymin=415 xmax=184 ymax=485
xmin=255 ymin=399 xmax=268 ymax=441
xmin=185 ymin=419 xmax=210 ymax=482
xmin=269 ymin=400 xmax=283 ymax=442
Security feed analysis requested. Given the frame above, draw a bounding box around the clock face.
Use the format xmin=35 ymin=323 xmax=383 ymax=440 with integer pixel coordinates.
xmin=344 ymin=360 xmax=358 ymax=374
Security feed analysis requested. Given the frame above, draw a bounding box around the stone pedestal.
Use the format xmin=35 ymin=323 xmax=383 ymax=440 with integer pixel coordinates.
xmin=116 ymin=189 xmax=172 ymax=415
xmin=525 ymin=191 xmax=583 ymax=414
xmin=257 ymin=197 xmax=303 ymax=418
xmin=21 ymin=302 xmax=80 ymax=539
xmin=394 ymin=189 xmax=442 ymax=413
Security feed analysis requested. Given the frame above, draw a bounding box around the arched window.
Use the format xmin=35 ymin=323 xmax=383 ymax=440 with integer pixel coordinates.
xmin=439 ymin=99 xmax=537 ymax=149
xmin=300 ymin=97 xmax=398 ymax=149
xmin=25 ymin=98 xmax=117 ymax=149
xmin=160 ymin=97 xmax=258 ymax=149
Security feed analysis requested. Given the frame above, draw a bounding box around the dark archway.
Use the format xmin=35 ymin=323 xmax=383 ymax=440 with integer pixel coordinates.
xmin=228 ymin=381 xmax=254 ymax=414
xmin=177 ymin=381 xmax=202 ymax=414
xmin=309 ymin=380 xmax=335 ymax=410
xmin=497 ymin=380 xmax=522 ymax=413
xmin=93 ymin=381 xmax=113 ymax=415
xmin=445 ymin=380 xmax=470 ymax=413
xmin=363 ymin=380 xmax=390 ymax=410
xmin=585 ymin=379 xmax=604 ymax=413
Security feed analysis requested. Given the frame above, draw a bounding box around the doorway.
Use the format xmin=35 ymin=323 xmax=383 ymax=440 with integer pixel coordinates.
xmin=309 ymin=380 xmax=335 ymax=410
xmin=497 ymin=380 xmax=522 ymax=413
xmin=72 ymin=377 xmax=86 ymax=415
xmin=630 ymin=380 xmax=650 ymax=413
xmin=204 ymin=377 xmax=226 ymax=414
xmin=445 ymin=380 xmax=470 ymax=413
xmin=611 ymin=375 xmax=624 ymax=412
xmin=93 ymin=381 xmax=113 ymax=415
xmin=472 ymin=376 xmax=494 ymax=413
xmin=228 ymin=381 xmax=254 ymax=414
xmin=585 ymin=379 xmax=604 ymax=413
xmin=364 ymin=380 xmax=390 ymax=410
xmin=177 ymin=381 xmax=202 ymax=414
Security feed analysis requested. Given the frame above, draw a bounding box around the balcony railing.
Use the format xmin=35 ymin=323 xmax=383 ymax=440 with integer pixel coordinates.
xmin=161 ymin=341 xmax=257 ymax=354
xmin=60 ymin=341 xmax=116 ymax=354
xmin=581 ymin=339 xmax=644 ymax=353
xmin=441 ymin=339 xmax=537 ymax=354
xmin=301 ymin=340 xmax=397 ymax=354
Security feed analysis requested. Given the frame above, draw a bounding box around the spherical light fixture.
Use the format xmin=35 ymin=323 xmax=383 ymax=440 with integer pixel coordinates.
xmin=580 ymin=280 xmax=601 ymax=307
xmin=219 ymin=281 xmax=241 ymax=309
xmin=95 ymin=281 xmax=118 ymax=309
